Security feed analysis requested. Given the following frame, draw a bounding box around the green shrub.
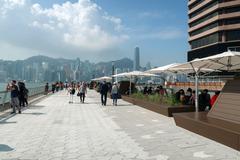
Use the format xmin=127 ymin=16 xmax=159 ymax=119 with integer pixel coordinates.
xmin=131 ymin=92 xmax=180 ymax=106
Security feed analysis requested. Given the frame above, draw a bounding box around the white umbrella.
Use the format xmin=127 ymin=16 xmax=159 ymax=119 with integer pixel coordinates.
xmin=146 ymin=63 xmax=216 ymax=74
xmin=113 ymin=71 xmax=158 ymax=94
xmin=146 ymin=63 xmax=180 ymax=74
xmin=92 ymin=76 xmax=112 ymax=82
xmin=168 ymin=67 xmax=218 ymax=74
xmin=179 ymin=51 xmax=240 ymax=71
xmin=171 ymin=50 xmax=240 ymax=112
xmin=146 ymin=63 xmax=215 ymax=86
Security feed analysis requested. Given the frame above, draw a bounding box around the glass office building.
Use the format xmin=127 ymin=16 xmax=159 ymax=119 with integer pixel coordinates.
xmin=188 ymin=0 xmax=240 ymax=61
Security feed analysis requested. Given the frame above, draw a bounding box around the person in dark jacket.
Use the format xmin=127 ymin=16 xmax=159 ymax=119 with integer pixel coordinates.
xmin=100 ymin=81 xmax=109 ymax=106
xmin=45 ymin=83 xmax=49 ymax=95
xmin=199 ymin=89 xmax=211 ymax=111
xmin=18 ymin=82 xmax=25 ymax=107
xmin=6 ymin=80 xmax=21 ymax=114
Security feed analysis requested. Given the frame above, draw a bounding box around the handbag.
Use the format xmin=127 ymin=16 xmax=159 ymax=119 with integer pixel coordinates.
xmin=77 ymin=92 xmax=80 ymax=97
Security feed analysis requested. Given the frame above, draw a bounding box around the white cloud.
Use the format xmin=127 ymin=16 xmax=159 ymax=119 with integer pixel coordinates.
xmin=0 ymin=0 xmax=129 ymax=60
xmin=140 ymin=28 xmax=185 ymax=40
xmin=138 ymin=11 xmax=163 ymax=19
xmin=29 ymin=0 xmax=128 ymax=50
xmin=0 ymin=0 xmax=25 ymax=16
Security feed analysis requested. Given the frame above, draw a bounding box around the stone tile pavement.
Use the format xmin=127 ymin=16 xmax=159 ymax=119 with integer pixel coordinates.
xmin=0 ymin=90 xmax=239 ymax=160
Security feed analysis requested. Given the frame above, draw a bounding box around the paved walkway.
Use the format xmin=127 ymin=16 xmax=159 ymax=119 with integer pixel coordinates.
xmin=0 ymin=90 xmax=239 ymax=160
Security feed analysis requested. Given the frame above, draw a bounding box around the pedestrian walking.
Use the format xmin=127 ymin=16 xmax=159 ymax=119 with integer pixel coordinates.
xmin=111 ymin=82 xmax=119 ymax=106
xmin=6 ymin=80 xmax=21 ymax=114
xmin=79 ymin=82 xmax=87 ymax=103
xmin=100 ymin=81 xmax=109 ymax=106
xmin=18 ymin=82 xmax=25 ymax=107
xmin=68 ymin=85 xmax=75 ymax=103
xmin=52 ymin=83 xmax=56 ymax=93
xmin=45 ymin=83 xmax=49 ymax=95
xmin=23 ymin=84 xmax=29 ymax=107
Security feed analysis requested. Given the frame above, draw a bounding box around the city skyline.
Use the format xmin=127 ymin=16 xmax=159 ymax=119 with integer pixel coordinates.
xmin=0 ymin=0 xmax=188 ymax=66
xmin=0 ymin=54 xmax=138 ymax=83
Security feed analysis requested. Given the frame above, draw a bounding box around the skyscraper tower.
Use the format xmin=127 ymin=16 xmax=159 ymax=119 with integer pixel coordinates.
xmin=134 ymin=46 xmax=140 ymax=71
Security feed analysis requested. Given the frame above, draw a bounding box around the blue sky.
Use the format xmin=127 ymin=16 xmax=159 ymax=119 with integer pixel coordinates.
xmin=0 ymin=0 xmax=189 ymax=67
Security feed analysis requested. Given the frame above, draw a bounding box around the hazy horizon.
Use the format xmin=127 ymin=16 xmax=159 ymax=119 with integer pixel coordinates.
xmin=0 ymin=54 xmax=134 ymax=64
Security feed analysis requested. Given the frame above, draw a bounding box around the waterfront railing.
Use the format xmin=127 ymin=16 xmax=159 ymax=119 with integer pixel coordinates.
xmin=0 ymin=85 xmax=47 ymax=109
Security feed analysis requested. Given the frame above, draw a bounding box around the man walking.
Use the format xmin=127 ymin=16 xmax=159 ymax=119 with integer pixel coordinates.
xmin=79 ymin=82 xmax=87 ymax=103
xmin=6 ymin=80 xmax=21 ymax=114
xmin=100 ymin=81 xmax=109 ymax=106
xmin=45 ymin=83 xmax=49 ymax=95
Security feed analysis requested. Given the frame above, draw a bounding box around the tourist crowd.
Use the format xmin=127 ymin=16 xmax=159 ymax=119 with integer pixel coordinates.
xmin=142 ymin=85 xmax=220 ymax=111
xmin=6 ymin=79 xmax=220 ymax=114
xmin=65 ymin=81 xmax=119 ymax=106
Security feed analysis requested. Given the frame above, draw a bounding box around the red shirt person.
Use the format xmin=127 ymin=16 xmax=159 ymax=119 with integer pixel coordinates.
xmin=210 ymin=91 xmax=221 ymax=107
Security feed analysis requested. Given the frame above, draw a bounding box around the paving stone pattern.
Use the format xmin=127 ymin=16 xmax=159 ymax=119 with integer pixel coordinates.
xmin=0 ymin=90 xmax=239 ymax=160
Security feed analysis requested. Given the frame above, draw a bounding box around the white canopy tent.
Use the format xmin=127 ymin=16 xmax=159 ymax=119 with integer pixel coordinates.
xmin=91 ymin=76 xmax=112 ymax=82
xmin=146 ymin=63 xmax=216 ymax=74
xmin=146 ymin=63 xmax=181 ymax=74
xmin=171 ymin=50 xmax=240 ymax=112
xmin=175 ymin=51 xmax=240 ymax=71
xmin=113 ymin=71 xmax=158 ymax=94
xmin=146 ymin=63 xmax=216 ymax=84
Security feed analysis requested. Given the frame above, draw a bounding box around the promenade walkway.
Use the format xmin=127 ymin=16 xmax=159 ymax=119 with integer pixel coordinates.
xmin=0 ymin=90 xmax=239 ymax=160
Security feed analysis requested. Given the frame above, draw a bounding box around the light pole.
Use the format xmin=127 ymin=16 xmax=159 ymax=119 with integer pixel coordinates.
xmin=115 ymin=68 xmax=120 ymax=83
xmin=112 ymin=61 xmax=115 ymax=84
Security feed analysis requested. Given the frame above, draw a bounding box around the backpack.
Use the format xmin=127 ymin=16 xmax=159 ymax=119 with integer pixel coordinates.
xmin=71 ymin=88 xmax=76 ymax=95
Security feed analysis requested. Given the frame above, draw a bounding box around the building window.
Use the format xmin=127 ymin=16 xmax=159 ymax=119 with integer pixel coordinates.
xmin=189 ymin=12 xmax=218 ymax=28
xmin=190 ymin=33 xmax=219 ymax=49
xmin=228 ymin=46 xmax=240 ymax=51
xmin=189 ymin=0 xmax=204 ymax=10
xmin=226 ymin=30 xmax=240 ymax=41
xmin=225 ymin=18 xmax=240 ymax=25
xmin=224 ymin=6 xmax=240 ymax=14
xmin=189 ymin=0 xmax=218 ymax=19
xmin=190 ymin=22 xmax=218 ymax=36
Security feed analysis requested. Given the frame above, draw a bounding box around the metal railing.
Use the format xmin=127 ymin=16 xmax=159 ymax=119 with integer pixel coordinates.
xmin=0 ymin=85 xmax=46 ymax=106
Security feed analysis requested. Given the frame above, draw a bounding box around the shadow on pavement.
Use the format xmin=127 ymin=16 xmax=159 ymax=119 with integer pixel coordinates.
xmin=0 ymin=114 xmax=17 ymax=125
xmin=21 ymin=112 xmax=45 ymax=116
xmin=0 ymin=144 xmax=14 ymax=152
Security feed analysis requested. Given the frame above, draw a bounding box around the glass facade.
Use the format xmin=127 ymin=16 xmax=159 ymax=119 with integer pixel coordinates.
xmin=189 ymin=0 xmax=204 ymax=10
xmin=224 ymin=6 xmax=240 ymax=14
xmin=188 ymin=0 xmax=240 ymax=61
xmin=228 ymin=46 xmax=240 ymax=51
xmin=191 ymin=33 xmax=219 ymax=49
xmin=226 ymin=30 xmax=240 ymax=41
xmin=190 ymin=22 xmax=218 ymax=36
xmin=225 ymin=18 xmax=240 ymax=25
xmin=189 ymin=0 xmax=218 ymax=19
xmin=190 ymin=12 xmax=218 ymax=28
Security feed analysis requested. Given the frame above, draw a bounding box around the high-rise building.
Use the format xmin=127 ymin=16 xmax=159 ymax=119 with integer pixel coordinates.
xmin=188 ymin=0 xmax=240 ymax=61
xmin=134 ymin=46 xmax=140 ymax=71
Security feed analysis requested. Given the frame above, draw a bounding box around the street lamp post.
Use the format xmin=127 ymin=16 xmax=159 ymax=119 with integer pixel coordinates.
xmin=112 ymin=61 xmax=115 ymax=84
xmin=115 ymin=68 xmax=120 ymax=83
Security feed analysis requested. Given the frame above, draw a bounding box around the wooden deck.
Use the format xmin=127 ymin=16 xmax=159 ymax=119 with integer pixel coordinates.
xmin=174 ymin=112 xmax=240 ymax=151
xmin=173 ymin=78 xmax=240 ymax=151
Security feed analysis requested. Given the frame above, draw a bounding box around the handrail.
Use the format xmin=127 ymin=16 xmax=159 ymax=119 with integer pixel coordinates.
xmin=0 ymin=85 xmax=48 ymax=106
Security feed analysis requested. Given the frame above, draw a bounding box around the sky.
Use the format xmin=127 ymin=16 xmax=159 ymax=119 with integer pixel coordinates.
xmin=0 ymin=0 xmax=189 ymax=67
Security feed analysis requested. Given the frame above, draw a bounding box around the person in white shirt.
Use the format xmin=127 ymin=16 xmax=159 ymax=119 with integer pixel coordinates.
xmin=111 ymin=82 xmax=119 ymax=106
